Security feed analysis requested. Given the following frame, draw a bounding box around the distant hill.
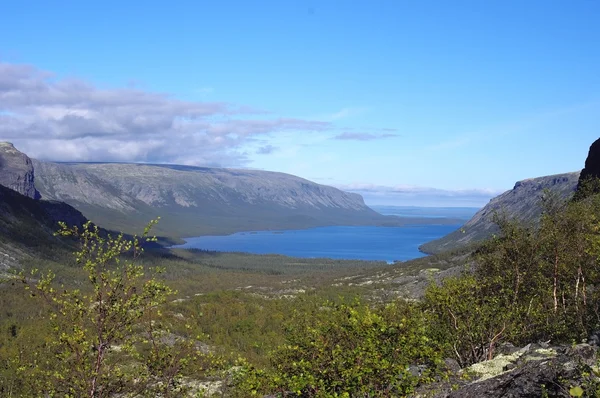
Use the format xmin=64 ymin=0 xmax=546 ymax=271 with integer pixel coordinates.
xmin=31 ymin=159 xmax=449 ymax=238
xmin=419 ymin=172 xmax=580 ymax=254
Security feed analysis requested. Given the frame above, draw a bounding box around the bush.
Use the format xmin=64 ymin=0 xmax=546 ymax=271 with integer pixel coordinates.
xmin=16 ymin=220 xmax=202 ymax=397
xmin=424 ymin=191 xmax=600 ymax=367
xmin=236 ymin=298 xmax=442 ymax=397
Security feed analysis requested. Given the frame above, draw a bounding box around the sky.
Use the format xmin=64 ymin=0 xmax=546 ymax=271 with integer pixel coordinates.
xmin=0 ymin=1 xmax=598 ymax=207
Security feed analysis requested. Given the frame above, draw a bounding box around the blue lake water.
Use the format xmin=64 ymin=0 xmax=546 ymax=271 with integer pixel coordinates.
xmin=174 ymin=224 xmax=462 ymax=262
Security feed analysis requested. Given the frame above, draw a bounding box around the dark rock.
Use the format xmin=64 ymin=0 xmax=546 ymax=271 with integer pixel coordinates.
xmin=564 ymin=344 xmax=597 ymax=367
xmin=446 ymin=358 xmax=576 ymax=397
xmin=497 ymin=342 xmax=519 ymax=355
xmin=588 ymin=330 xmax=600 ymax=346
xmin=0 ymin=142 xmax=40 ymax=199
xmin=443 ymin=358 xmax=461 ymax=373
xmin=577 ymin=137 xmax=600 ymax=194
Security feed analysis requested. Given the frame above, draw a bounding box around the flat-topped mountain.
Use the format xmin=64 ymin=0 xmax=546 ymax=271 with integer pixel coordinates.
xmin=420 ymin=171 xmax=580 ymax=254
xmin=31 ymin=160 xmax=404 ymax=237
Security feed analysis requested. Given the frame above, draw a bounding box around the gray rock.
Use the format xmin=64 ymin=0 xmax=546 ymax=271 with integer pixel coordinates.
xmin=425 ymin=344 xmax=597 ymax=398
xmin=0 ymin=142 xmax=40 ymax=199
xmin=576 ymin=137 xmax=600 ymax=195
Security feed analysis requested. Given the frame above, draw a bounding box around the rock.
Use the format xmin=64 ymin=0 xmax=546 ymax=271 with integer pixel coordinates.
xmin=0 ymin=142 xmax=40 ymax=199
xmin=447 ymin=358 xmax=575 ymax=398
xmin=564 ymin=344 xmax=597 ymax=367
xmin=443 ymin=358 xmax=461 ymax=373
xmin=577 ymin=138 xmax=600 ymax=187
xmin=588 ymin=330 xmax=600 ymax=346
xmin=427 ymin=344 xmax=598 ymax=398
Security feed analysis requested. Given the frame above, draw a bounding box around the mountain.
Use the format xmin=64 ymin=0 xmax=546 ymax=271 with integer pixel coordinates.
xmin=31 ymin=160 xmax=412 ymax=237
xmin=419 ymin=172 xmax=580 ymax=254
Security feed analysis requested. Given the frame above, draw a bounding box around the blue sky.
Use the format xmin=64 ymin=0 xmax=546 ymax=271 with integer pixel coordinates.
xmin=0 ymin=0 xmax=598 ymax=206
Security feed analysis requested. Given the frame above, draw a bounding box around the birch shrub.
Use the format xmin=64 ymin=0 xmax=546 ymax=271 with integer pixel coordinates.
xmin=424 ymin=191 xmax=600 ymax=367
xmin=20 ymin=220 xmax=203 ymax=397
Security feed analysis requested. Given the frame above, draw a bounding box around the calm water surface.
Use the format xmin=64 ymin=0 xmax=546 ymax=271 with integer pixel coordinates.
xmin=175 ymin=224 xmax=462 ymax=262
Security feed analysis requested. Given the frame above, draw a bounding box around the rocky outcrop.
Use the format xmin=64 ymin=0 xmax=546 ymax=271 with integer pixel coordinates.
xmin=437 ymin=343 xmax=598 ymax=398
xmin=411 ymin=343 xmax=598 ymax=397
xmin=0 ymin=143 xmax=89 ymax=270
xmin=420 ymin=172 xmax=580 ymax=254
xmin=574 ymin=137 xmax=600 ymax=199
xmin=578 ymin=137 xmax=600 ymax=186
xmin=0 ymin=142 xmax=39 ymax=199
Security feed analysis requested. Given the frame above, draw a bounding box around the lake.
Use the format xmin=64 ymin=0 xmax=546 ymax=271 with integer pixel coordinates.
xmin=174 ymin=224 xmax=464 ymax=262
xmin=174 ymin=206 xmax=478 ymax=261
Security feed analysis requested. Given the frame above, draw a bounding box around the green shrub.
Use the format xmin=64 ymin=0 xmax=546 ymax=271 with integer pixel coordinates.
xmin=236 ymin=298 xmax=442 ymax=397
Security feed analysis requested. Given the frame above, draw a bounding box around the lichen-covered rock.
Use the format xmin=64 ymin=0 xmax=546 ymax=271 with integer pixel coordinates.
xmin=422 ymin=344 xmax=599 ymax=398
xmin=0 ymin=142 xmax=40 ymax=199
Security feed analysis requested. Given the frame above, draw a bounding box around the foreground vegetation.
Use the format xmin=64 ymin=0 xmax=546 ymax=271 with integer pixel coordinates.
xmin=3 ymin=188 xmax=600 ymax=396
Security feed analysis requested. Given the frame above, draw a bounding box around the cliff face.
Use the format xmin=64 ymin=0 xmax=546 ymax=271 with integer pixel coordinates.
xmin=0 ymin=142 xmax=39 ymax=199
xmin=420 ymin=172 xmax=580 ymax=254
xmin=574 ymin=137 xmax=600 ymax=200
xmin=0 ymin=142 xmax=87 ymax=231
xmin=578 ymin=137 xmax=600 ymax=185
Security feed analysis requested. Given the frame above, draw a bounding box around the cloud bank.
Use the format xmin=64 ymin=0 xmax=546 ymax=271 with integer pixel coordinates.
xmin=337 ymin=183 xmax=503 ymax=207
xmin=333 ymin=132 xmax=398 ymax=141
xmin=0 ymin=62 xmax=329 ymax=166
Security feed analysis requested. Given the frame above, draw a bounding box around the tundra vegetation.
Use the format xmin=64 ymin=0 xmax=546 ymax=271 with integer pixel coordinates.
xmin=2 ymin=186 xmax=600 ymax=396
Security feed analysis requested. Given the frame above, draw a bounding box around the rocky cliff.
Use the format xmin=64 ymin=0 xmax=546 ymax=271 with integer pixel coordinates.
xmin=575 ymin=137 xmax=600 ymax=200
xmin=420 ymin=172 xmax=580 ymax=254
xmin=0 ymin=143 xmax=88 ymax=270
xmin=0 ymin=142 xmax=39 ymax=199
xmin=578 ymin=137 xmax=600 ymax=185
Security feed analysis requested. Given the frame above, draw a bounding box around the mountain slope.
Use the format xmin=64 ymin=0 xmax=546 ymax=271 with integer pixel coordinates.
xmin=32 ymin=161 xmax=399 ymax=237
xmin=420 ymin=172 xmax=580 ymax=254
xmin=0 ymin=183 xmax=87 ymax=271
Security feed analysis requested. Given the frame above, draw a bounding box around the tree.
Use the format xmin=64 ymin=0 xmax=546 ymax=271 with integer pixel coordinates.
xmin=20 ymin=219 xmax=199 ymax=397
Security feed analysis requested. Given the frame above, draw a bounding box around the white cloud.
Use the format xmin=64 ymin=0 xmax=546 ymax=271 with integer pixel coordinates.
xmin=336 ymin=183 xmax=503 ymax=207
xmin=0 ymin=62 xmax=329 ymax=166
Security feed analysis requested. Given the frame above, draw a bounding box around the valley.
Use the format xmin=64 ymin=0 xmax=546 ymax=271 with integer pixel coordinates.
xmin=1 ymin=139 xmax=598 ymax=397
xmin=2 ymin=3 xmax=599 ymax=395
